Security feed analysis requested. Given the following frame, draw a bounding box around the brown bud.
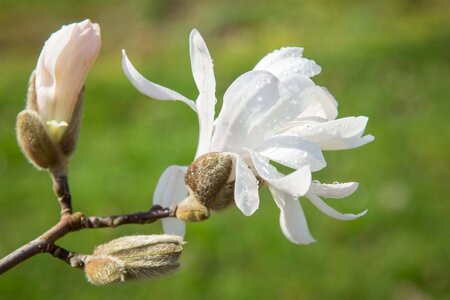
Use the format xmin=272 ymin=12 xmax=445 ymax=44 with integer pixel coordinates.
xmin=16 ymin=110 xmax=63 ymax=170
xmin=185 ymin=152 xmax=234 ymax=210
xmin=85 ymin=235 xmax=183 ymax=285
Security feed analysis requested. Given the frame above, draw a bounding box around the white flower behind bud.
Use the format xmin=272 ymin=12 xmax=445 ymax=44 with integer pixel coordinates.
xmin=34 ymin=19 xmax=101 ymax=142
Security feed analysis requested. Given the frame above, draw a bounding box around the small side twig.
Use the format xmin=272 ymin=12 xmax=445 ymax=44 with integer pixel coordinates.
xmin=0 ymin=205 xmax=174 ymax=275
xmin=46 ymin=244 xmax=88 ymax=269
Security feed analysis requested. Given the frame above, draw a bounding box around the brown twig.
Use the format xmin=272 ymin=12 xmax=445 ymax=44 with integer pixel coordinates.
xmin=0 ymin=205 xmax=174 ymax=275
xmin=46 ymin=244 xmax=88 ymax=269
xmin=50 ymin=167 xmax=73 ymax=215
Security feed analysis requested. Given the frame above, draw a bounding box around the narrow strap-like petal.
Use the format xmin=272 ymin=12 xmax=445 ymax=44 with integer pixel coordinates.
xmin=279 ymin=116 xmax=374 ymax=150
xmin=306 ymin=192 xmax=367 ymax=220
xmin=309 ymin=181 xmax=359 ymax=199
xmin=153 ymin=165 xmax=188 ymax=236
xmin=270 ymin=186 xmax=316 ymax=244
xmin=189 ymin=29 xmax=216 ymax=157
xmin=232 ymin=154 xmax=260 ymax=216
xmin=249 ymin=150 xmax=312 ymax=197
xmin=255 ymin=135 xmax=326 ymax=172
xmin=122 ymin=50 xmax=197 ymax=112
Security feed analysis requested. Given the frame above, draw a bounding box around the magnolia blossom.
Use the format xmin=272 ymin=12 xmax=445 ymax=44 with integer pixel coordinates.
xmin=122 ymin=29 xmax=374 ymax=244
xmin=34 ymin=19 xmax=101 ymax=141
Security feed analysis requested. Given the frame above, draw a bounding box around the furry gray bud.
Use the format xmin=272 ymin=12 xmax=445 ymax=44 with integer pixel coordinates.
xmin=84 ymin=235 xmax=184 ymax=285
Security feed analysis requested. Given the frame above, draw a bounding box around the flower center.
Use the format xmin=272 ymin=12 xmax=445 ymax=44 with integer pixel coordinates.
xmin=46 ymin=120 xmax=68 ymax=141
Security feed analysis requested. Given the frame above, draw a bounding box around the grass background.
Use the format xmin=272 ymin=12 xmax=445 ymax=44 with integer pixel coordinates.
xmin=0 ymin=0 xmax=449 ymax=299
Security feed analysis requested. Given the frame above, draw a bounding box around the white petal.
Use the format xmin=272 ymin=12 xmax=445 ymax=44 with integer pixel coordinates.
xmin=279 ymin=116 xmax=374 ymax=150
xmin=189 ymin=29 xmax=217 ymax=157
xmin=270 ymin=186 xmax=315 ymax=244
xmin=189 ymin=29 xmax=216 ymax=98
xmin=249 ymin=150 xmax=311 ymax=197
xmin=245 ymin=79 xmax=335 ymax=147
xmin=306 ymin=193 xmax=367 ymax=220
xmin=153 ymin=165 xmax=188 ymax=236
xmin=256 ymin=135 xmax=326 ymax=172
xmin=121 ymin=50 xmax=197 ymax=111
xmin=254 ymin=47 xmax=321 ymax=79
xmin=210 ymin=70 xmax=280 ymax=152
xmin=232 ymin=154 xmax=260 ymax=216
xmin=161 ymin=218 xmax=186 ymax=237
xmin=195 ymin=93 xmax=215 ymax=157
xmin=153 ymin=165 xmax=188 ymax=207
xmin=295 ymin=86 xmax=338 ymax=121
xmin=309 ymin=181 xmax=359 ymax=199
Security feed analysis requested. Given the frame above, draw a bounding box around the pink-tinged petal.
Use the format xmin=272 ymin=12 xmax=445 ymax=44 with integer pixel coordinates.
xmin=189 ymin=29 xmax=217 ymax=157
xmin=153 ymin=165 xmax=188 ymax=236
xmin=255 ymin=135 xmax=326 ymax=172
xmin=270 ymin=186 xmax=315 ymax=244
xmin=210 ymin=70 xmax=280 ymax=152
xmin=309 ymin=181 xmax=359 ymax=199
xmin=306 ymin=193 xmax=367 ymax=220
xmin=36 ymin=20 xmax=101 ymax=124
xmin=121 ymin=50 xmax=197 ymax=112
xmin=254 ymin=47 xmax=321 ymax=79
xmin=232 ymin=154 xmax=260 ymax=216
xmin=249 ymin=150 xmax=312 ymax=197
xmin=279 ymin=116 xmax=374 ymax=150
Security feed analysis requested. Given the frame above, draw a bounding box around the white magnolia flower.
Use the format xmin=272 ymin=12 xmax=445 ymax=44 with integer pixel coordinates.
xmin=34 ymin=19 xmax=101 ymax=141
xmin=122 ymin=29 xmax=374 ymax=244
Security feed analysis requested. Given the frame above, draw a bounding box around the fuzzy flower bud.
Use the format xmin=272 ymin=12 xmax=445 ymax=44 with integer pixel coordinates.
xmin=34 ymin=19 xmax=101 ymax=142
xmin=176 ymin=152 xmax=235 ymax=222
xmin=84 ymin=235 xmax=183 ymax=285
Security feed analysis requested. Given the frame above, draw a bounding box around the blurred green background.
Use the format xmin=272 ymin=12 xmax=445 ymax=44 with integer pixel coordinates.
xmin=0 ymin=0 xmax=449 ymax=299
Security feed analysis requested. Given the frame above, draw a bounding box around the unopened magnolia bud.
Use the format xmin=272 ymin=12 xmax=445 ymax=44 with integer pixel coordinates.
xmin=17 ymin=20 xmax=99 ymax=169
xmin=185 ymin=152 xmax=235 ymax=210
xmin=84 ymin=235 xmax=183 ymax=285
xmin=16 ymin=110 xmax=62 ymax=170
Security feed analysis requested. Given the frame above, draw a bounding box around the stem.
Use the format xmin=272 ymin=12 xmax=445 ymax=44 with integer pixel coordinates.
xmin=46 ymin=244 xmax=88 ymax=269
xmin=50 ymin=167 xmax=72 ymax=215
xmin=0 ymin=205 xmax=173 ymax=275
